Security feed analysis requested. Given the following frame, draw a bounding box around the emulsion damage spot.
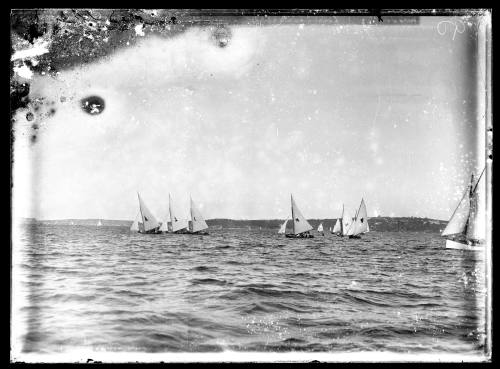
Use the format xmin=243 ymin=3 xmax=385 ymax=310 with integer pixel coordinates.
xmin=212 ymin=26 xmax=231 ymax=48
xmin=81 ymin=96 xmax=105 ymax=115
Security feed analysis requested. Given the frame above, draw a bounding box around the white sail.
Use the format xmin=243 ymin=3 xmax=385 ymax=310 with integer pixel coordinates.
xmin=291 ymin=195 xmax=313 ymax=235
xmin=342 ymin=207 xmax=353 ymax=236
xmin=137 ymin=193 xmax=159 ymax=232
xmin=190 ymin=197 xmax=208 ymax=232
xmin=97 ymin=219 xmax=102 ymax=226
xmin=317 ymin=223 xmax=323 ymax=232
xmin=441 ymin=186 xmax=471 ymax=237
xmin=130 ymin=212 xmax=140 ymax=232
xmin=169 ymin=194 xmax=189 ymax=232
xmin=352 ymin=199 xmax=369 ymax=235
xmin=159 ymin=219 xmax=169 ymax=232
xmin=466 ymin=170 xmax=486 ymax=242
xmin=278 ymin=219 xmax=288 ymax=234
xmin=333 ymin=218 xmax=341 ymax=233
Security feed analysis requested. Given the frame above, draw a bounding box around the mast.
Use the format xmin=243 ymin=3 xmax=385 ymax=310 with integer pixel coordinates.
xmin=340 ymin=204 xmax=344 ymax=234
xmin=169 ymin=193 xmax=174 ymax=227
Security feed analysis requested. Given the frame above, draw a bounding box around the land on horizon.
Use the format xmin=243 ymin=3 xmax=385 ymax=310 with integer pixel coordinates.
xmin=19 ymin=216 xmax=448 ymax=233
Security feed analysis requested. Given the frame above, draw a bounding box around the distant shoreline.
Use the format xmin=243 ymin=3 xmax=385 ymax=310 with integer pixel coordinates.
xmin=18 ymin=217 xmax=447 ymax=232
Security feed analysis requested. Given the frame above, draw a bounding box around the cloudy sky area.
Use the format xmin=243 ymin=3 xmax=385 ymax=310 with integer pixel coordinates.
xmin=13 ymin=16 xmax=487 ymax=221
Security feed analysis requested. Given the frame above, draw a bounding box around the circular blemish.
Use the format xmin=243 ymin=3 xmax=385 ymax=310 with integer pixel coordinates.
xmin=48 ymin=108 xmax=56 ymax=117
xmin=26 ymin=112 xmax=34 ymax=121
xmin=60 ymin=96 xmax=66 ymax=103
xmin=212 ymin=26 xmax=231 ymax=48
xmin=80 ymin=95 xmax=105 ymax=115
xmin=30 ymin=134 xmax=37 ymax=144
xmin=32 ymin=123 xmax=39 ymax=130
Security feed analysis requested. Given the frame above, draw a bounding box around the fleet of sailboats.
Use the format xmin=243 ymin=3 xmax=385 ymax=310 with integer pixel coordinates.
xmin=132 ymin=193 xmax=209 ymax=235
xmin=127 ymin=173 xmax=487 ymax=251
xmin=442 ymin=168 xmax=485 ymax=251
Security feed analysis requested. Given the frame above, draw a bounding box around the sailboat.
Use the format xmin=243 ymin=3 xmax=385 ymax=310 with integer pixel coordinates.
xmin=97 ymin=219 xmax=102 ymax=226
xmin=345 ymin=198 xmax=369 ymax=239
xmin=137 ymin=192 xmax=161 ymax=234
xmin=189 ymin=197 xmax=209 ymax=235
xmin=285 ymin=194 xmax=314 ymax=238
xmin=161 ymin=194 xmax=190 ymax=234
xmin=332 ymin=218 xmax=341 ymax=235
xmin=442 ymin=168 xmax=485 ymax=251
xmin=278 ymin=219 xmax=288 ymax=234
xmin=317 ymin=222 xmax=324 ymax=235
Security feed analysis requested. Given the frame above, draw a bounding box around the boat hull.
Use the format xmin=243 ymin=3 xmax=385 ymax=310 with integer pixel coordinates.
xmin=348 ymin=235 xmax=361 ymax=239
xmin=285 ymin=233 xmax=314 ymax=238
xmin=445 ymin=239 xmax=484 ymax=251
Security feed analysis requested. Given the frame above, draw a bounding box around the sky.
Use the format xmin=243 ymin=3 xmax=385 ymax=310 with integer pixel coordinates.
xmin=12 ymin=16 xmax=488 ymax=221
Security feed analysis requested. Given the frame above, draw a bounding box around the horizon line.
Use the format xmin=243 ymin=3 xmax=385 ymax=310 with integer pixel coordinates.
xmin=17 ymin=215 xmax=448 ymax=222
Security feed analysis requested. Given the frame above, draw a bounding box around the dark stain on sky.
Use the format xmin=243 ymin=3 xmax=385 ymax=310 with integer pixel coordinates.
xmin=81 ymin=96 xmax=105 ymax=115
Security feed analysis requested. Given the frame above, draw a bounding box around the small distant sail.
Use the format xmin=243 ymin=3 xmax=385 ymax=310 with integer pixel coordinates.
xmin=333 ymin=218 xmax=341 ymax=233
xmin=317 ymin=223 xmax=324 ymax=232
xmin=169 ymin=194 xmax=189 ymax=232
xmin=190 ymin=197 xmax=208 ymax=232
xmin=342 ymin=207 xmax=353 ymax=236
xmin=137 ymin=193 xmax=159 ymax=232
xmin=159 ymin=219 xmax=169 ymax=232
xmin=278 ymin=219 xmax=288 ymax=234
xmin=130 ymin=212 xmax=140 ymax=232
xmin=291 ymin=195 xmax=313 ymax=235
xmin=97 ymin=219 xmax=102 ymax=226
xmin=352 ymin=199 xmax=369 ymax=235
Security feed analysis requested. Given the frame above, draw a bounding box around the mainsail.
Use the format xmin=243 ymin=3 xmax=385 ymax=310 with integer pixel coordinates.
xmin=278 ymin=219 xmax=288 ymax=234
xmin=317 ymin=223 xmax=324 ymax=232
xmin=291 ymin=195 xmax=313 ymax=235
xmin=137 ymin=193 xmax=159 ymax=232
xmin=442 ymin=169 xmax=485 ymax=242
xmin=169 ymin=194 xmax=189 ymax=232
xmin=350 ymin=199 xmax=369 ymax=235
xmin=190 ymin=197 xmax=208 ymax=232
xmin=333 ymin=218 xmax=341 ymax=233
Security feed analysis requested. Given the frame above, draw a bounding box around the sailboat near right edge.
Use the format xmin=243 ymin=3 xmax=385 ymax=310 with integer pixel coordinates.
xmin=442 ymin=167 xmax=486 ymax=251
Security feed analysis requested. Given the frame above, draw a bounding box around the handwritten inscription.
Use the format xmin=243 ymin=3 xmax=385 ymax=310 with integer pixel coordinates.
xmin=437 ymin=19 xmax=465 ymax=40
